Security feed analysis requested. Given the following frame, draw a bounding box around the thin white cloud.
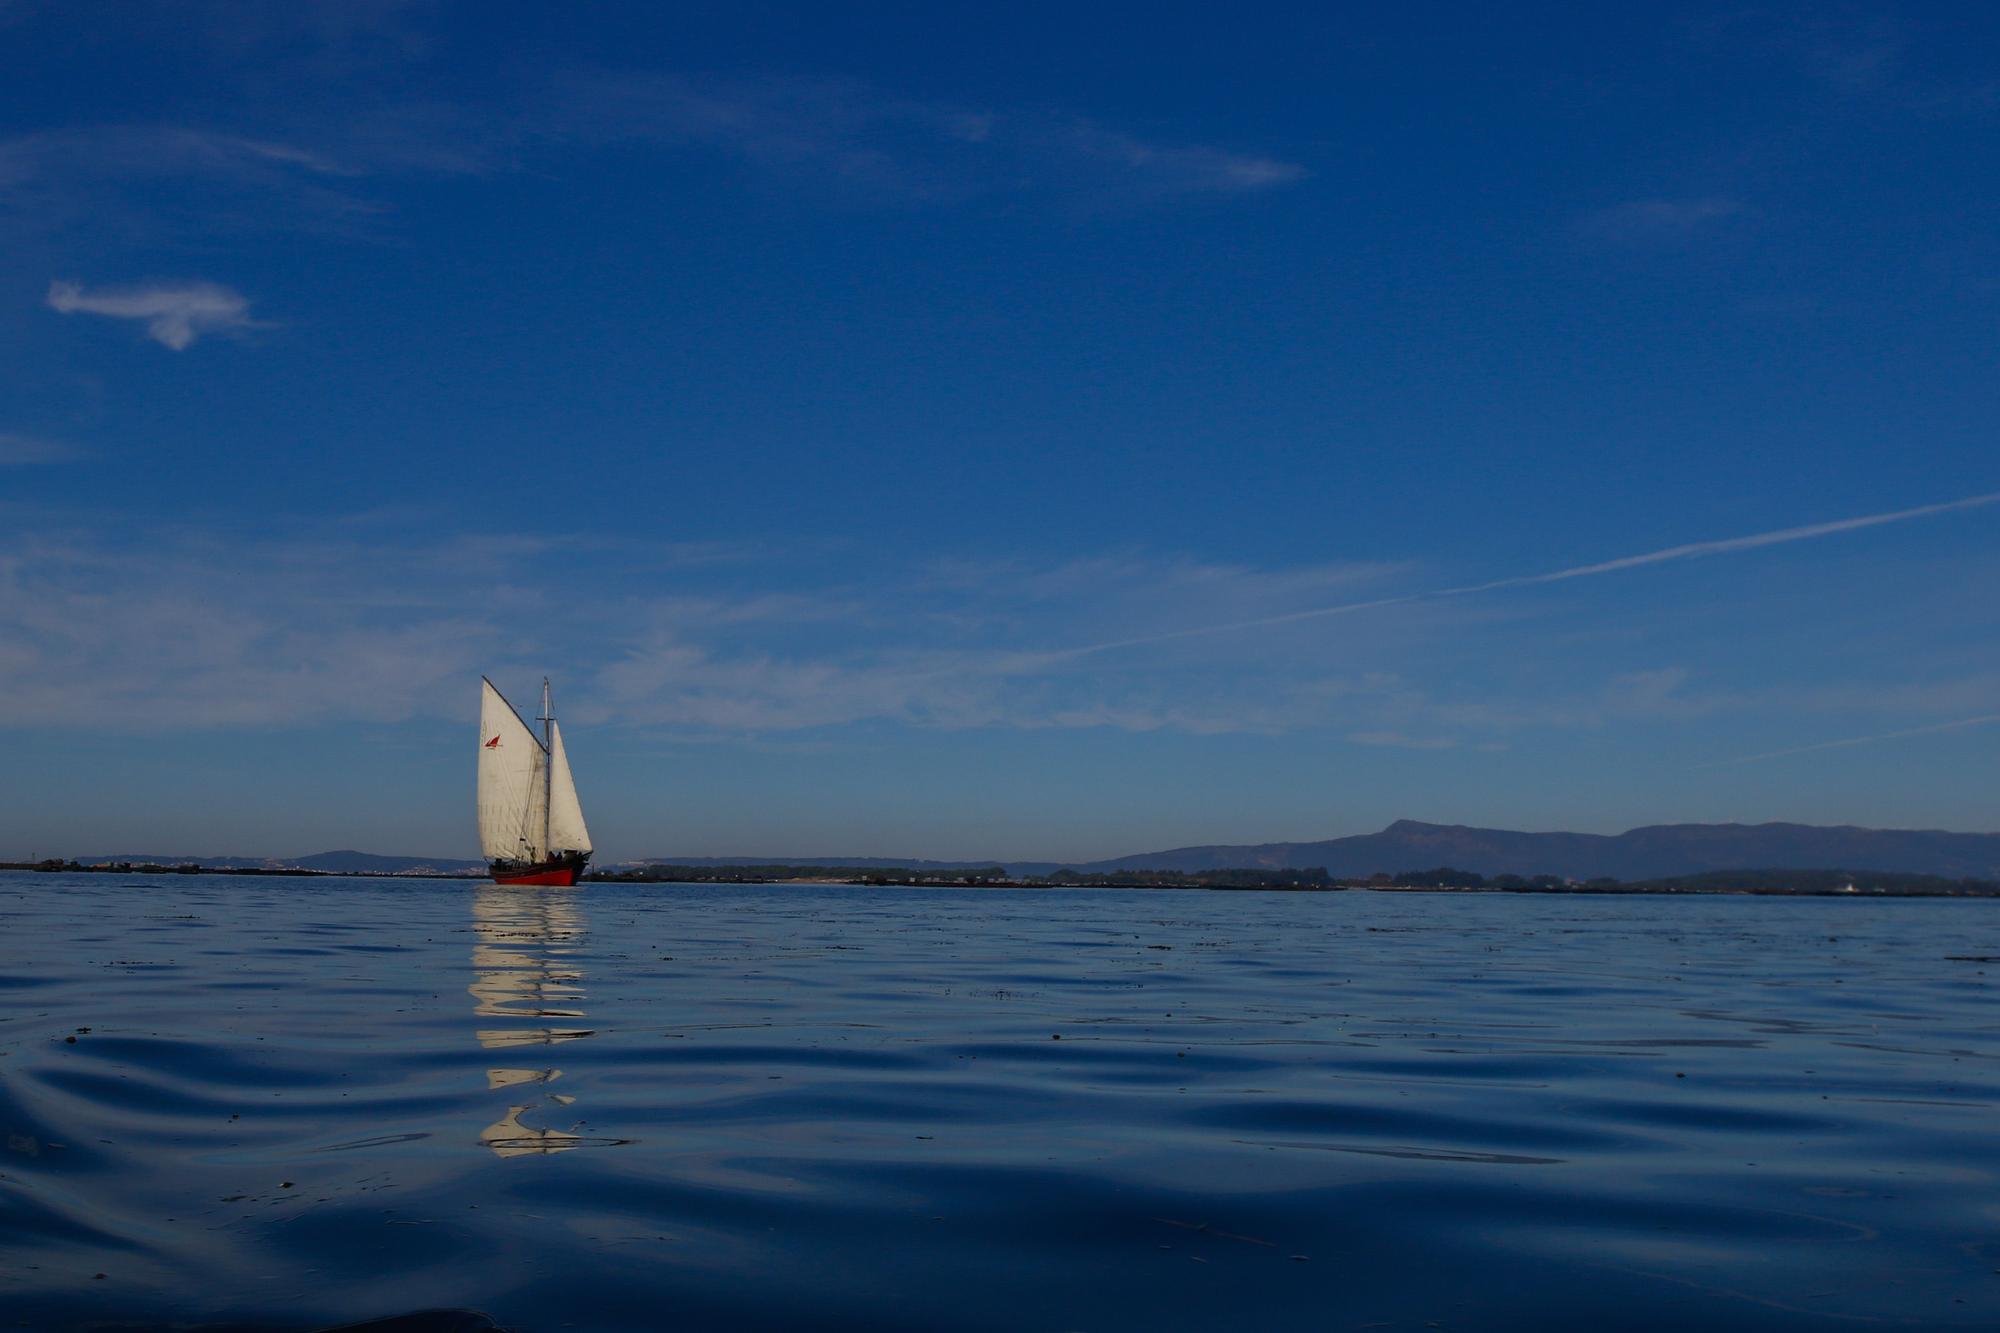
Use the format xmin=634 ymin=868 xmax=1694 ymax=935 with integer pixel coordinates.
xmin=1704 ymin=713 xmax=2000 ymax=767
xmin=0 ymin=432 xmax=87 ymax=465
xmin=0 ymin=125 xmax=354 ymax=190
xmin=915 ymin=551 xmax=1406 ymax=643
xmin=0 ymin=77 xmax=1298 ymax=245
xmin=1579 ymin=197 xmax=1742 ymax=242
xmin=1419 ymin=668 xmax=1731 ymax=734
xmin=1061 ymin=489 xmax=2000 ymax=657
xmin=4 ymin=516 xmax=1993 ymax=749
xmin=1348 ymin=730 xmax=1458 ymax=751
xmin=47 ymin=279 xmax=261 ymax=349
xmin=0 ymin=525 xmax=1388 ymax=736
xmin=553 ymin=70 xmax=1305 ymax=207
xmin=0 ymin=528 xmax=512 ymax=728
xmin=0 ymin=125 xmax=384 ymax=246
xmin=1020 ymin=115 xmax=1307 ymax=197
xmin=1510 ymin=493 xmax=2000 ymax=582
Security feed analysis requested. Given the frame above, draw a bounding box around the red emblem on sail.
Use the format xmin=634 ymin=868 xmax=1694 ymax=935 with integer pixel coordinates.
xmin=485 ymin=734 xmax=501 ymax=748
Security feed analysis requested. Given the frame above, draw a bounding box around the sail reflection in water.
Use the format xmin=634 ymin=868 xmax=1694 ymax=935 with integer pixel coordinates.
xmin=468 ymin=883 xmax=619 ymax=1157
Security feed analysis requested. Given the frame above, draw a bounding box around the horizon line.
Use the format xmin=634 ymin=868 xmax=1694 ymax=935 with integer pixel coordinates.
xmin=23 ymin=812 xmax=2000 ymax=868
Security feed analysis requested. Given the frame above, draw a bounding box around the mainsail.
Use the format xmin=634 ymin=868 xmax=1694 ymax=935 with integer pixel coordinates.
xmin=546 ymin=720 xmax=592 ymax=854
xmin=478 ymin=678 xmax=549 ymax=862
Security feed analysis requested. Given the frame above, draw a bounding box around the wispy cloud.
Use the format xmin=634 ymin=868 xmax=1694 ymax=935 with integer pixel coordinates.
xmin=997 ymin=111 xmax=1307 ymax=200
xmin=1578 ymin=197 xmax=1742 ymax=243
xmin=1347 ymin=730 xmax=1458 ymax=751
xmin=1685 ymin=9 xmax=2000 ymax=115
xmin=0 ymin=528 xmax=513 ymax=728
xmin=0 ymin=521 xmax=1808 ymax=746
xmin=536 ymin=69 xmax=1305 ymax=208
xmin=1417 ymin=668 xmax=1731 ymax=735
xmin=4 ymin=508 xmax=1993 ymax=751
xmin=915 ymin=551 xmax=1404 ymax=642
xmin=1706 ymin=713 xmax=2000 ymax=767
xmin=0 ymin=525 xmax=1390 ymax=736
xmin=0 ymin=431 xmax=88 ymax=465
xmin=1059 ymin=490 xmax=2000 ymax=658
xmin=1507 ymin=492 xmax=2000 ymax=581
xmin=1796 ymin=14 xmax=1998 ymax=111
xmin=1 ymin=63 xmax=1300 ymax=251
xmin=0 ymin=125 xmax=356 ymax=192
xmin=0 ymin=124 xmax=382 ymax=244
xmin=46 ymin=278 xmax=261 ymax=349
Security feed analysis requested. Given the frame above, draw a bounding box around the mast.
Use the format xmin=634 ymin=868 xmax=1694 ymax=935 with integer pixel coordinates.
xmin=539 ymin=677 xmax=553 ymax=860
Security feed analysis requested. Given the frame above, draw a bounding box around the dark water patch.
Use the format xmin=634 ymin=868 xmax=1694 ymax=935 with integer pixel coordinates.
xmin=1187 ymin=1095 xmax=1634 ymax=1153
xmin=1832 ymin=1038 xmax=1999 ymax=1061
xmin=592 ymin=1040 xmax=934 ymax=1071
xmin=1472 ymin=1183 xmax=1881 ymax=1248
xmin=1582 ymin=1096 xmax=1840 ymax=1135
xmin=602 ymin=1075 xmax=1073 ymax=1129
xmin=318 ymin=1313 xmax=511 ymax=1333
xmin=1558 ymin=1036 xmax=1769 ymax=1049
xmin=1232 ymin=1136 xmax=1565 ymax=1164
xmin=53 ymin=1035 xmax=363 ymax=1089
xmin=0 ymin=1177 xmax=151 ymax=1251
xmin=1322 ymin=1051 xmax=1599 ymax=1081
xmin=947 ymin=1038 xmax=1275 ymax=1071
xmin=24 ymin=1065 xmax=482 ymax=1140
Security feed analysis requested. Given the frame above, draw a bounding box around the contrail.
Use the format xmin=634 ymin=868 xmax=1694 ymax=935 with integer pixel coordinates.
xmin=1056 ymin=489 xmax=2000 ymax=659
xmin=1703 ymin=713 xmax=2000 ymax=767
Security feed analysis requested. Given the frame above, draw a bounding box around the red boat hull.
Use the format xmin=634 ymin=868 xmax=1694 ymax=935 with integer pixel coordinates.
xmin=489 ymin=851 xmax=590 ymax=887
xmin=491 ymin=865 xmax=580 ymax=887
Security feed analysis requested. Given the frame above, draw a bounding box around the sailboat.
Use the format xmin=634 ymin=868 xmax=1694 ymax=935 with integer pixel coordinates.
xmin=477 ymin=676 xmax=592 ymax=886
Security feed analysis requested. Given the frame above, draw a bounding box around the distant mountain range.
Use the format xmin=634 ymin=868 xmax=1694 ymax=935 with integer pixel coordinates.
xmin=1073 ymin=820 xmax=2000 ymax=881
xmin=71 ymin=820 xmax=2000 ymax=882
xmin=633 ymin=820 xmax=2000 ymax=880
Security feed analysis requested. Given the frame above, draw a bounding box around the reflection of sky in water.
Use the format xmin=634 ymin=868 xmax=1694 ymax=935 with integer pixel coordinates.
xmin=468 ymin=885 xmax=597 ymax=1157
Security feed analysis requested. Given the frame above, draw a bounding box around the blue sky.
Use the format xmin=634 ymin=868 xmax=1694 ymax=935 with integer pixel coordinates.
xmin=3 ymin=2 xmax=1998 ymax=862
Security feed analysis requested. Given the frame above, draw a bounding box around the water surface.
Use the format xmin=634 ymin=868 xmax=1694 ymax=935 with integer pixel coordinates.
xmin=2 ymin=873 xmax=1997 ymax=1330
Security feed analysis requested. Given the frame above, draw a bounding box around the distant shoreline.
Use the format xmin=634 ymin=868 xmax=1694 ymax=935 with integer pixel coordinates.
xmin=1 ymin=861 xmax=483 ymax=881
xmin=6 ymin=860 xmax=1998 ymax=897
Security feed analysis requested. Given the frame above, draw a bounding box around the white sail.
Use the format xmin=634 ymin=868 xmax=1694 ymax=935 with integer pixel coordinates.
xmin=546 ymin=720 xmax=592 ymax=854
xmin=477 ymin=678 xmax=548 ymax=862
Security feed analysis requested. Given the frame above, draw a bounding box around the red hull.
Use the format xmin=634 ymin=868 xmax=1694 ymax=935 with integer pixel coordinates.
xmin=492 ymin=866 xmax=579 ymax=886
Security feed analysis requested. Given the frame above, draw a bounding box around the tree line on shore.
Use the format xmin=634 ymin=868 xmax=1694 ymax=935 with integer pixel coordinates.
xmin=585 ymin=863 xmax=2000 ymax=895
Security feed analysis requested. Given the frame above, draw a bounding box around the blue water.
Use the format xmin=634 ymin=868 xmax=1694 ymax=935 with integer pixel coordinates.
xmin=2 ymin=873 xmax=1997 ymax=1331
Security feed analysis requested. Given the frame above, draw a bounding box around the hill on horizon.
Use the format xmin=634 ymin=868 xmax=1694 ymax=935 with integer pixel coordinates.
xmin=1078 ymin=819 xmax=2000 ymax=881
